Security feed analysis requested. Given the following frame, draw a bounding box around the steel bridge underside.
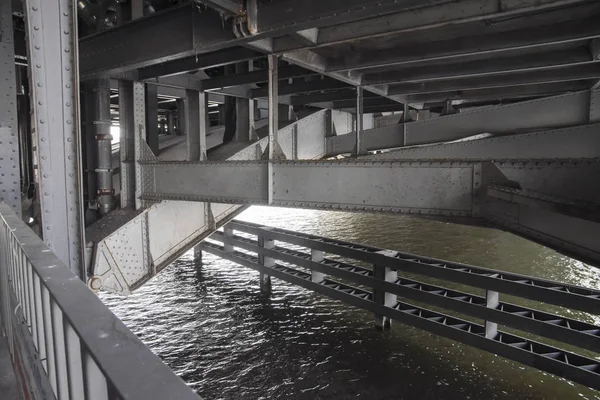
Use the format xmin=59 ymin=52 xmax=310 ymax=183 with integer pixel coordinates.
xmin=77 ymin=0 xmax=600 ymax=296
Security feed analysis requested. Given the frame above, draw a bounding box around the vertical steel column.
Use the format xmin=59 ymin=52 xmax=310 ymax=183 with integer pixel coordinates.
xmin=373 ymin=250 xmax=398 ymax=329
xmin=133 ymin=82 xmax=145 ymax=210
xmin=310 ymin=250 xmax=325 ymax=283
xmin=93 ymin=78 xmax=114 ymax=216
xmin=199 ymin=91 xmax=208 ymax=161
xmin=0 ymin=2 xmax=20 ymax=215
xmin=145 ymin=83 xmax=159 ymax=155
xmin=185 ymin=89 xmax=200 ymax=161
xmin=131 ymin=0 xmax=144 ymax=20
xmin=257 ymin=230 xmax=273 ymax=293
xmin=485 ymin=290 xmax=499 ymax=339
xmin=118 ymin=80 xmax=135 ymax=209
xmin=355 ymin=86 xmax=364 ymax=156
xmin=267 ymin=54 xmax=281 ymax=205
xmin=176 ymin=98 xmax=185 ymax=135
xmin=590 ymin=89 xmax=600 ymax=123
xmin=83 ymin=85 xmax=98 ymax=224
xmin=223 ymin=226 xmax=234 ymax=253
xmin=25 ymin=0 xmax=85 ymax=277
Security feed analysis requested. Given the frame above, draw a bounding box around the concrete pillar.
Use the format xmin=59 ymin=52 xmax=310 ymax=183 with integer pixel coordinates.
xmin=310 ymin=250 xmax=325 ymax=283
xmin=145 ymin=83 xmax=159 ymax=155
xmin=93 ymin=78 xmax=115 ymax=216
xmin=258 ymin=232 xmax=273 ymax=294
xmin=373 ymin=250 xmax=398 ymax=330
xmin=199 ymin=92 xmax=208 ymax=160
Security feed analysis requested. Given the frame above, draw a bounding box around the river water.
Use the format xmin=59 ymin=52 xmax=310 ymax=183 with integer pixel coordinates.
xmin=100 ymin=206 xmax=600 ymax=400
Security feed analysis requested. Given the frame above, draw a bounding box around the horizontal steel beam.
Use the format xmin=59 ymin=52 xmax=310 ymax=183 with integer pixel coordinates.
xmin=202 ymin=242 xmax=600 ymax=391
xmin=326 ymin=17 xmax=600 ymax=72
xmin=405 ymin=81 xmax=594 ymax=105
xmin=227 ymin=220 xmax=600 ymax=313
xmin=140 ymin=160 xmax=479 ymax=217
xmin=271 ymin=0 xmax=595 ymax=52
xmin=327 ymin=90 xmax=592 ymax=154
xmin=80 ymin=5 xmax=241 ymax=77
xmin=137 ymin=47 xmax=261 ymax=80
xmin=251 ymin=79 xmax=349 ymax=98
xmin=362 ymin=48 xmax=594 ymax=85
xmin=202 ymin=65 xmax=316 ymax=90
xmin=212 ymin=230 xmax=600 ymax=352
xmin=387 ymin=64 xmax=600 ymax=95
xmin=367 ymin=123 xmax=600 ymax=161
xmin=291 ymin=89 xmax=378 ymax=105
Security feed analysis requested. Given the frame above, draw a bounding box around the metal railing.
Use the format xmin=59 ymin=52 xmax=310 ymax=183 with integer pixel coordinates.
xmin=0 ymin=203 xmax=199 ymax=400
xmin=204 ymin=220 xmax=600 ymax=391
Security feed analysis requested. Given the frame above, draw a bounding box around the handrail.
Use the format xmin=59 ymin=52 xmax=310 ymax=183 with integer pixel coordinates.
xmin=0 ymin=203 xmax=199 ymax=400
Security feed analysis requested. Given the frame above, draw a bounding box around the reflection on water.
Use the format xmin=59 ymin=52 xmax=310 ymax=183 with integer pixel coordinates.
xmin=101 ymin=206 xmax=600 ymax=400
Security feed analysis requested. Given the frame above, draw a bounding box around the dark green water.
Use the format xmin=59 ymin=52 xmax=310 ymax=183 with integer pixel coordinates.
xmin=101 ymin=206 xmax=600 ymax=400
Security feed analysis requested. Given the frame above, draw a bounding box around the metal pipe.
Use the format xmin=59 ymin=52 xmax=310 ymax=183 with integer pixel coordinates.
xmin=93 ymin=78 xmax=115 ymax=216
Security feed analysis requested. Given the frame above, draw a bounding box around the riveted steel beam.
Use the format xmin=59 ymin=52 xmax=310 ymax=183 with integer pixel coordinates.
xmin=327 ymin=17 xmax=600 ymax=72
xmin=79 ymin=5 xmax=240 ymax=78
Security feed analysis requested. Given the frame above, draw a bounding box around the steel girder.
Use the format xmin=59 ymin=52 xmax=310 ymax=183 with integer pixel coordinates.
xmin=327 ymin=91 xmax=593 ymax=155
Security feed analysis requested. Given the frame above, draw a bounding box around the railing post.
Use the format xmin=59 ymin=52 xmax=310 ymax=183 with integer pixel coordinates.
xmin=373 ymin=250 xmax=398 ymax=329
xmin=223 ymin=227 xmax=234 ymax=253
xmin=310 ymin=250 xmax=325 ymax=283
xmin=485 ymin=290 xmax=499 ymax=339
xmin=257 ymin=229 xmax=273 ymax=293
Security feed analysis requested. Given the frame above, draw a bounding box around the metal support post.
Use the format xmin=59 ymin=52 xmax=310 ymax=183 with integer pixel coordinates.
xmin=83 ymin=85 xmax=98 ymax=224
xmin=485 ymin=290 xmax=499 ymax=339
xmin=93 ymin=78 xmax=115 ymax=216
xmin=199 ymin=92 xmax=208 ymax=161
xmin=258 ymin=230 xmax=273 ymax=293
xmin=223 ymin=226 xmax=234 ymax=253
xmin=355 ymin=86 xmax=364 ymax=156
xmin=145 ymin=83 xmax=159 ymax=155
xmin=193 ymin=244 xmax=202 ymax=265
xmin=25 ymin=0 xmax=85 ymax=277
xmin=0 ymin=2 xmax=20 ymax=215
xmin=176 ymin=98 xmax=185 ymax=135
xmin=590 ymin=88 xmax=600 ymax=123
xmin=185 ymin=89 xmax=200 ymax=161
xmin=132 ymin=82 xmax=145 ymax=210
xmin=310 ymin=250 xmax=325 ymax=283
xmin=249 ymin=99 xmax=257 ymax=140
xmin=373 ymin=250 xmax=398 ymax=329
xmin=118 ymin=80 xmax=135 ymax=209
xmin=268 ymin=54 xmax=279 ymax=161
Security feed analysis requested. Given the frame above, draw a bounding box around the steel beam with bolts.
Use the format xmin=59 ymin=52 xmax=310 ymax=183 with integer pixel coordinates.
xmin=25 ymin=0 xmax=85 ymax=277
xmin=326 ymin=91 xmax=594 ymax=155
xmin=327 ymin=17 xmax=600 ymax=72
xmin=79 ymin=4 xmax=240 ymax=77
xmin=0 ymin=2 xmax=19 ymax=215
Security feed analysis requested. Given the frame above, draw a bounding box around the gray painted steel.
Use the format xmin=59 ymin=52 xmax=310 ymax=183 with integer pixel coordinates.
xmin=367 ymin=123 xmax=600 ymax=161
xmin=119 ymin=80 xmax=136 ymax=209
xmin=0 ymin=203 xmax=200 ymax=400
xmin=0 ymin=3 xmax=19 ymax=215
xmin=327 ymin=91 xmax=592 ymax=155
xmin=25 ymin=0 xmax=84 ymax=277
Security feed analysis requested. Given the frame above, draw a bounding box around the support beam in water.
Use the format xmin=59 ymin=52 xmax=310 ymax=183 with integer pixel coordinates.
xmin=202 ymin=220 xmax=600 ymax=391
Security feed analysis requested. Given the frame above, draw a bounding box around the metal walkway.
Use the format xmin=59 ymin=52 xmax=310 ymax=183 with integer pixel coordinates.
xmin=203 ymin=220 xmax=600 ymax=391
